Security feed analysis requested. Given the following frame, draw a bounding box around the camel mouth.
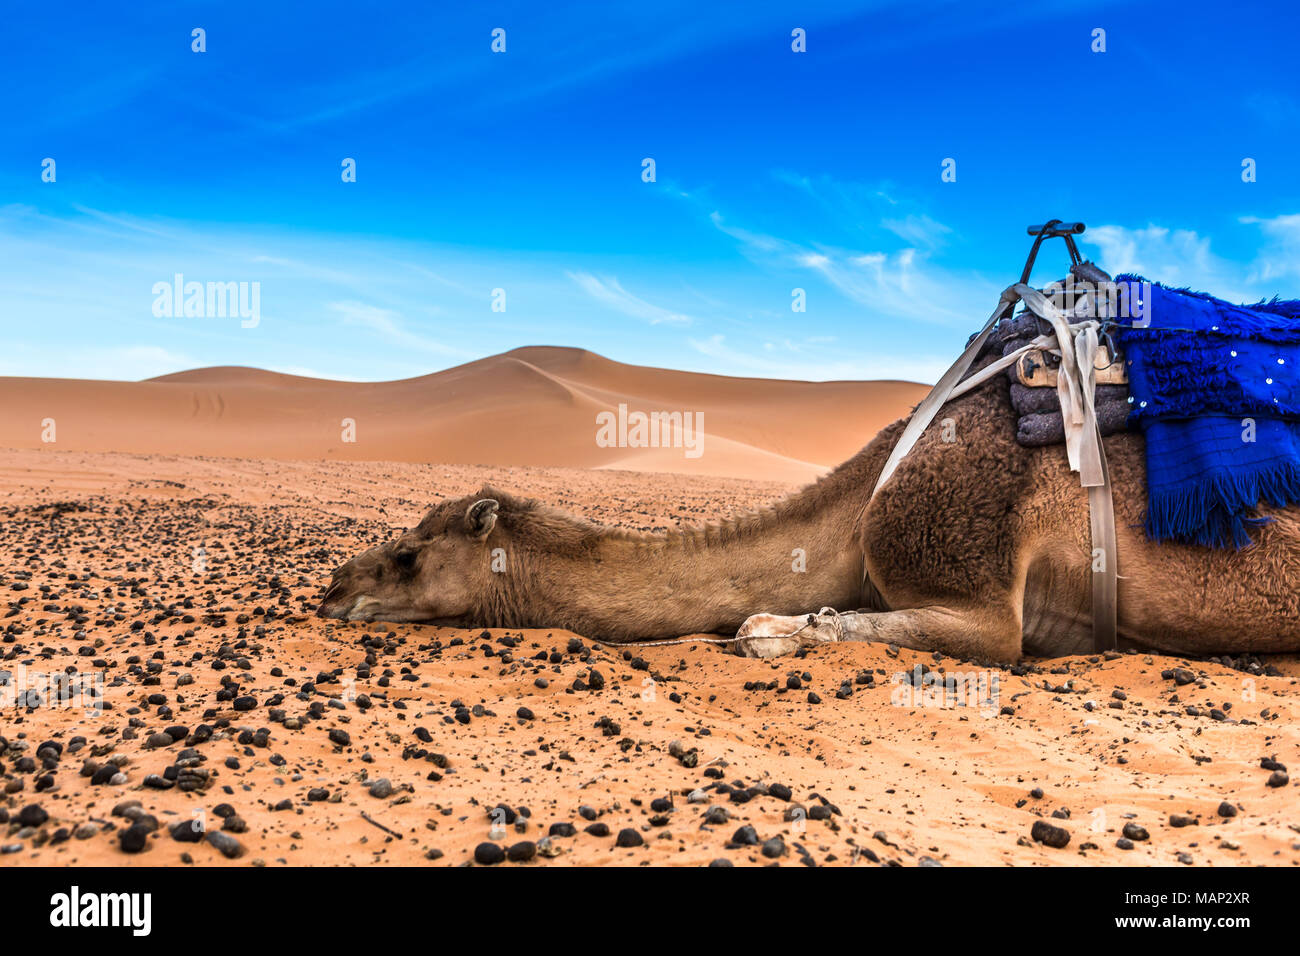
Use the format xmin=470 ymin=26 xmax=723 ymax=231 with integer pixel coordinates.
xmin=315 ymin=580 xmax=467 ymax=625
xmin=315 ymin=592 xmax=368 ymax=620
xmin=314 ymin=594 xmax=467 ymax=627
xmin=342 ymin=595 xmax=379 ymax=620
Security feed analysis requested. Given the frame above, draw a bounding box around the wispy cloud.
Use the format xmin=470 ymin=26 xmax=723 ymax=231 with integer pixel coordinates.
xmin=567 ymin=272 xmax=692 ymax=325
xmin=327 ymin=301 xmax=465 ymax=356
xmin=709 ymin=210 xmax=997 ymax=329
xmin=1083 ymin=219 xmax=1300 ymax=303
xmin=1240 ymin=213 xmax=1300 ymax=284
xmin=1083 ymin=224 xmax=1223 ymax=285
xmin=882 ymin=213 xmax=952 ymax=250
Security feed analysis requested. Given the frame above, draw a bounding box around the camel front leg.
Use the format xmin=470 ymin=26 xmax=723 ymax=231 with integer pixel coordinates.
xmin=735 ymin=604 xmax=1022 ymax=663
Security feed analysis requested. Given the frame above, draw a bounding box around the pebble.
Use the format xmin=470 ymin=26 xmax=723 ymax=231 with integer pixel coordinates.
xmin=474 ymin=841 xmax=505 ymax=865
xmin=17 ymin=805 xmax=48 ymax=828
xmin=206 ymin=830 xmax=245 ymax=859
xmin=119 ymin=823 xmax=152 ymax=853
xmin=615 ymin=828 xmax=644 ymax=848
xmin=1122 ymin=822 xmax=1149 ymax=842
xmin=169 ymin=819 xmax=205 ymax=843
xmin=1030 ymin=820 xmax=1070 ymax=849
xmin=506 ymin=841 xmax=536 ymax=862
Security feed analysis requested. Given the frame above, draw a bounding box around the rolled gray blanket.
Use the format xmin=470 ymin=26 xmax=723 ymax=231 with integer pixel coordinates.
xmin=1017 ymin=400 xmax=1132 ymax=447
xmin=965 ymin=311 xmax=1050 ymax=352
xmin=998 ymin=312 xmax=1051 ymax=341
xmin=959 ymin=290 xmax=1133 ymax=450
xmin=1010 ymin=382 xmax=1129 ymax=417
xmin=1000 ymin=334 xmax=1035 ymax=357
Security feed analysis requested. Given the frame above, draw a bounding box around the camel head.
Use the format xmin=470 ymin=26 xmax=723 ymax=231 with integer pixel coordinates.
xmin=316 ymin=490 xmax=504 ymax=624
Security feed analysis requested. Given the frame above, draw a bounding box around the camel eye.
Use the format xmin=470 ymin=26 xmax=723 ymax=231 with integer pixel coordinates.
xmin=393 ymin=548 xmax=418 ymax=570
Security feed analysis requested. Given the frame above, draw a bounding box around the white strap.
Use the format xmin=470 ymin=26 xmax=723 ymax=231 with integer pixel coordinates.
xmin=872 ymin=288 xmax=1018 ymax=497
xmin=1012 ymin=285 xmax=1105 ymax=487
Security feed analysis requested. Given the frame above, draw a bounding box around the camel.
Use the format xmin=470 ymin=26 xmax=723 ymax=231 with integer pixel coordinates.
xmin=316 ymin=378 xmax=1300 ymax=662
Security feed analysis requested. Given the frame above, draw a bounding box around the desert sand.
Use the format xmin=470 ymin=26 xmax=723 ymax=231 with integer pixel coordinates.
xmin=0 ymin=353 xmax=1297 ymax=867
xmin=0 ymin=448 xmax=1297 ymax=867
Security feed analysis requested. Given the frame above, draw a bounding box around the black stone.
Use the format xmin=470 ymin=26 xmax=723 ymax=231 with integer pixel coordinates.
xmin=474 ymin=842 xmax=505 ymax=865
xmin=1030 ymin=820 xmax=1070 ymax=848
xmin=615 ymin=828 xmax=644 ymax=848
xmin=506 ymin=841 xmax=536 ymax=862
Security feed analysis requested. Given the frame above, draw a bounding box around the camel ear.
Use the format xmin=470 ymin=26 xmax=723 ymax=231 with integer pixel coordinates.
xmin=464 ymin=498 xmax=499 ymax=539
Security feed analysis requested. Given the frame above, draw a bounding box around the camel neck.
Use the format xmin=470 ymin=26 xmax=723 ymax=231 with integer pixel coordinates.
xmin=479 ymin=436 xmax=893 ymax=641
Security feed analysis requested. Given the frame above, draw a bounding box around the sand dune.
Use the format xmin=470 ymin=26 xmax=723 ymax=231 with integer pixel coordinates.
xmin=0 ymin=347 xmax=927 ymax=483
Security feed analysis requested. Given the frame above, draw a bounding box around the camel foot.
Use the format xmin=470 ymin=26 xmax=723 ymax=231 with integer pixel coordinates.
xmin=734 ymin=608 xmax=843 ymax=658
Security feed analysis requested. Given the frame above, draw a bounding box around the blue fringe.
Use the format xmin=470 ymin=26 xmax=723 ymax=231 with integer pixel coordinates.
xmin=1144 ymin=458 xmax=1300 ymax=549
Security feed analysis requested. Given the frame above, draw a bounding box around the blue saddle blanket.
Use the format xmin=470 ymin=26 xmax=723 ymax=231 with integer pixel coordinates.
xmin=1111 ymin=275 xmax=1300 ymax=548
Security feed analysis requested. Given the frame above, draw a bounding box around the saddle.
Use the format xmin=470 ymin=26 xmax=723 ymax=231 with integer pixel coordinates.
xmin=975 ymin=285 xmax=1132 ymax=448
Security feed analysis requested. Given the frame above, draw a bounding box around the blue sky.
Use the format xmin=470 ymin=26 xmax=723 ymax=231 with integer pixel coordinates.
xmin=2 ymin=0 xmax=1298 ymax=382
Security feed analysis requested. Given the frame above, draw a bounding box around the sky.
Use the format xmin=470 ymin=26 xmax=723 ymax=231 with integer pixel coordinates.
xmin=2 ymin=0 xmax=1298 ymax=383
